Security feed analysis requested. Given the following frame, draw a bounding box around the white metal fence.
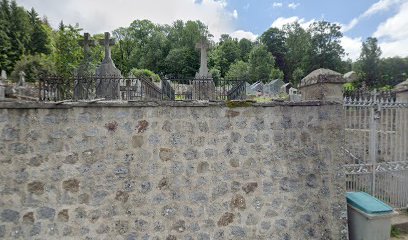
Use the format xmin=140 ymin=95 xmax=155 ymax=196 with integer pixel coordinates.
xmin=344 ymin=91 xmax=408 ymax=209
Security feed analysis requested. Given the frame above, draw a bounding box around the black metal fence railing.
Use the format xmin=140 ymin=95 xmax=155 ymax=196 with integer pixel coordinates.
xmin=39 ymin=75 xmax=163 ymax=101
xmin=39 ymin=75 xmax=247 ymax=102
xmin=164 ymin=78 xmax=246 ymax=101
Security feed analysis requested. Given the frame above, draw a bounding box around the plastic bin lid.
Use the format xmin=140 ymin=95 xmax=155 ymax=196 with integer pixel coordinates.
xmin=346 ymin=192 xmax=393 ymax=214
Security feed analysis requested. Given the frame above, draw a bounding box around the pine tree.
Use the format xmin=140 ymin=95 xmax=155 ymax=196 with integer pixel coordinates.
xmin=28 ymin=8 xmax=51 ymax=55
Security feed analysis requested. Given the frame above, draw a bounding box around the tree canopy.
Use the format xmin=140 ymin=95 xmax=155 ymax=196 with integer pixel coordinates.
xmin=0 ymin=0 xmax=406 ymax=88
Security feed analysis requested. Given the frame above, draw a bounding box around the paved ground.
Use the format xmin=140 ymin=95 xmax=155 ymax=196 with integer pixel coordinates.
xmin=392 ymin=211 xmax=408 ymax=239
xmin=392 ymin=235 xmax=408 ymax=240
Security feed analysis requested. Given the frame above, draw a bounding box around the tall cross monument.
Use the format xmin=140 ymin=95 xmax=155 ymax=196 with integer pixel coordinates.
xmin=95 ymin=32 xmax=122 ymax=100
xmin=195 ymin=37 xmax=211 ymax=78
xmin=99 ymin=32 xmax=115 ymax=64
xmin=193 ymin=36 xmax=215 ymax=100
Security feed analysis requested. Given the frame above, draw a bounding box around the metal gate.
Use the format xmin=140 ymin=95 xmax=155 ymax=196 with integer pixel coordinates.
xmin=343 ymin=91 xmax=408 ymax=209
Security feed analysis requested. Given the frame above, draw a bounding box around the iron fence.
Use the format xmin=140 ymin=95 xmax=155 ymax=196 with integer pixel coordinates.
xmin=39 ymin=75 xmax=247 ymax=102
xmin=163 ymin=78 xmax=246 ymax=101
xmin=343 ymin=90 xmax=408 ymax=209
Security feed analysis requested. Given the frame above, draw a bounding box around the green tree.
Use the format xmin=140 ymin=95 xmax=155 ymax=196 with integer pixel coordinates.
xmin=248 ymin=45 xmax=275 ymax=83
xmin=379 ymin=57 xmax=408 ymax=87
xmin=270 ymin=68 xmax=284 ymax=80
xmin=27 ymin=8 xmax=51 ymax=55
xmin=11 ymin=54 xmax=55 ymax=82
xmin=260 ymin=27 xmax=287 ymax=75
xmin=8 ymin=0 xmax=31 ymax=68
xmin=307 ymin=21 xmax=345 ymax=73
xmin=282 ymin=22 xmax=311 ymax=83
xmin=238 ymin=38 xmax=253 ymax=62
xmin=355 ymin=37 xmax=382 ymax=87
xmin=130 ymin=68 xmax=160 ymax=82
xmin=292 ymin=67 xmax=305 ymax=87
xmin=209 ymin=35 xmax=240 ymax=77
xmin=225 ymin=60 xmax=250 ymax=80
xmin=54 ymin=23 xmax=83 ymax=77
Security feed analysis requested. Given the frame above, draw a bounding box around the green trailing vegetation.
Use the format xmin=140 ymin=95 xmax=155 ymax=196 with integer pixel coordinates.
xmin=0 ymin=0 xmax=407 ymax=88
xmin=225 ymin=100 xmax=254 ymax=108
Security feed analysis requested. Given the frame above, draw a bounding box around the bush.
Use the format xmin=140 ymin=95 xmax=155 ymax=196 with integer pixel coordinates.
xmin=11 ymin=54 xmax=55 ymax=82
xmin=130 ymin=68 xmax=161 ymax=82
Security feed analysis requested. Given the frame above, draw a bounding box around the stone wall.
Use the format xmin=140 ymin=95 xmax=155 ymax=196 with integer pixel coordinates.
xmin=0 ymin=102 xmax=347 ymax=240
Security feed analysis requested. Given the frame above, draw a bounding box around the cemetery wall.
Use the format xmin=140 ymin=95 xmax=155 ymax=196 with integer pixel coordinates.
xmin=0 ymin=101 xmax=347 ymax=240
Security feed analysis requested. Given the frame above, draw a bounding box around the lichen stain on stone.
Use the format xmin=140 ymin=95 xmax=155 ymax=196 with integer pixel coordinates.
xmin=225 ymin=110 xmax=240 ymax=118
xmin=159 ymin=148 xmax=173 ymax=162
xmin=136 ymin=120 xmax=149 ymax=133
xmin=27 ymin=181 xmax=45 ymax=195
xmin=115 ymin=191 xmax=129 ymax=203
xmin=62 ymin=179 xmax=80 ymax=193
xmin=242 ymin=182 xmax=258 ymax=194
xmin=231 ymin=194 xmax=246 ymax=210
xmin=105 ymin=121 xmax=119 ymax=133
xmin=217 ymin=212 xmax=235 ymax=227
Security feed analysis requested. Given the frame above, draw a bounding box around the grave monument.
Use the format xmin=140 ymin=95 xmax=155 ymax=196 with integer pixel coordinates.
xmin=192 ymin=37 xmax=215 ymax=100
xmin=0 ymin=70 xmax=5 ymax=99
xmin=74 ymin=32 xmax=97 ymax=100
xmin=95 ymin=32 xmax=122 ymax=100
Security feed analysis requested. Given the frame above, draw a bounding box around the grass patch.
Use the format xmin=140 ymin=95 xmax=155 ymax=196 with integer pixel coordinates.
xmin=391 ymin=226 xmax=401 ymax=238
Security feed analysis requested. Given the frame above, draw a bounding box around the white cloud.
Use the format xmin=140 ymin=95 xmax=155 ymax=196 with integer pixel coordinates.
xmin=243 ymin=3 xmax=250 ymax=10
xmin=232 ymin=9 xmax=238 ymax=19
xmin=271 ymin=16 xmax=315 ymax=29
xmin=373 ymin=1 xmax=408 ymax=57
xmin=288 ymin=2 xmax=300 ymax=9
xmin=230 ymin=30 xmax=258 ymax=41
xmin=362 ymin=0 xmax=402 ymax=17
xmin=342 ymin=0 xmax=403 ymax=32
xmin=15 ymin=0 xmax=237 ymax=40
xmin=273 ymin=2 xmax=283 ymax=8
xmin=341 ymin=36 xmax=362 ymax=61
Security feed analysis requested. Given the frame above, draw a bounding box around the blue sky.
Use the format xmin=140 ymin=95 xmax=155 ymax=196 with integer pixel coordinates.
xmin=16 ymin=0 xmax=408 ymax=60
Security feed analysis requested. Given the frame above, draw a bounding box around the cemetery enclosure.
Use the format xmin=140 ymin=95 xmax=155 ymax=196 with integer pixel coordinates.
xmin=0 ymin=102 xmax=347 ymax=239
xmin=344 ymin=94 xmax=408 ymax=209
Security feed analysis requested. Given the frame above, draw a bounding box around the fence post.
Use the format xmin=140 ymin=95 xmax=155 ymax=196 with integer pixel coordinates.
xmin=369 ymin=90 xmax=380 ymax=196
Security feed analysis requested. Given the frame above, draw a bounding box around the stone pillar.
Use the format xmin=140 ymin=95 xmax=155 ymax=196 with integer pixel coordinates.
xmin=394 ymin=79 xmax=408 ymax=102
xmin=299 ymin=68 xmax=346 ymax=102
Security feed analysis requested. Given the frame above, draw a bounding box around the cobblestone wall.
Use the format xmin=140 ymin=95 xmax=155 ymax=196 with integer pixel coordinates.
xmin=0 ymin=102 xmax=347 ymax=240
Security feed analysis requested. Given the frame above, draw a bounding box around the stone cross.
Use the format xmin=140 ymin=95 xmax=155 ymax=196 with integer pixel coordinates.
xmin=79 ymin=32 xmax=96 ymax=54
xmin=99 ymin=32 xmax=115 ymax=63
xmin=18 ymin=71 xmax=26 ymax=86
xmin=1 ymin=70 xmax=7 ymax=82
xmin=195 ymin=37 xmax=210 ymax=78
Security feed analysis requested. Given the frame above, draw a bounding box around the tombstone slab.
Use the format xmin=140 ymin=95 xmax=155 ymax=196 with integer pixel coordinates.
xmin=95 ymin=32 xmax=122 ymax=100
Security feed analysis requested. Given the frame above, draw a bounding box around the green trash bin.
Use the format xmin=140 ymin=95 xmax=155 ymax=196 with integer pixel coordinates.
xmin=347 ymin=192 xmax=398 ymax=240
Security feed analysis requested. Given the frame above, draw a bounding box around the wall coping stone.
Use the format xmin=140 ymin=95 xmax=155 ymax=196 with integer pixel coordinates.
xmin=0 ymin=100 xmax=341 ymax=109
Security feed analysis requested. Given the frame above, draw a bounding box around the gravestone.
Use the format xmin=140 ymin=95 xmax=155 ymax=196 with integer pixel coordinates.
xmin=263 ymin=79 xmax=284 ymax=96
xmin=192 ymin=37 xmax=215 ymax=100
xmin=95 ymin=32 xmax=122 ymax=100
xmin=74 ymin=33 xmax=97 ymax=100
xmin=18 ymin=71 xmax=26 ymax=87
xmin=0 ymin=70 xmax=5 ymax=99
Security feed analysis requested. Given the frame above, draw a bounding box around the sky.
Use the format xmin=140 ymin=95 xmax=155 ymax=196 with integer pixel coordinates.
xmin=15 ymin=0 xmax=408 ymax=61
